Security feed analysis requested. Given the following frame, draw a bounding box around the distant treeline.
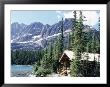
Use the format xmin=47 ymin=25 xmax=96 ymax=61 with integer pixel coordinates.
xmin=11 ymin=50 xmax=43 ymax=65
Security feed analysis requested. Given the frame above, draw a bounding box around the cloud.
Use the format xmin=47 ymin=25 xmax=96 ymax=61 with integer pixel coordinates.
xmin=56 ymin=10 xmax=99 ymax=27
xmin=63 ymin=11 xmax=74 ymax=19
xmin=82 ymin=11 xmax=99 ymax=26
xmin=56 ymin=11 xmax=63 ymax=21
xmin=56 ymin=11 xmax=73 ymax=20
xmin=57 ymin=15 xmax=61 ymax=19
xmin=56 ymin=11 xmax=62 ymax=14
xmin=57 ymin=15 xmax=61 ymax=21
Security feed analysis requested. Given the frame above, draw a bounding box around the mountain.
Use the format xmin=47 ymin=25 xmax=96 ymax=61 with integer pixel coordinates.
xmin=93 ymin=23 xmax=100 ymax=31
xmin=11 ymin=18 xmax=99 ymax=50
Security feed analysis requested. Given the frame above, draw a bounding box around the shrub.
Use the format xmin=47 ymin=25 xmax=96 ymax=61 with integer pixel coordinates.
xmin=70 ymin=59 xmax=81 ymax=76
xmin=35 ymin=67 xmax=52 ymax=77
xmin=32 ymin=62 xmax=39 ymax=75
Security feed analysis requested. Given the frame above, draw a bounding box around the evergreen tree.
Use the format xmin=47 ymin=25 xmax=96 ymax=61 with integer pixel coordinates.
xmin=46 ymin=42 xmax=53 ymax=70
xmin=51 ymin=18 xmax=65 ymax=73
xmin=52 ymin=38 xmax=61 ymax=73
xmin=96 ymin=16 xmax=100 ymax=53
xmin=35 ymin=42 xmax=54 ymax=76
xmin=70 ymin=11 xmax=83 ymax=76
xmin=67 ymin=32 xmax=73 ymax=50
xmin=83 ymin=42 xmax=89 ymax=76
xmin=40 ymin=47 xmax=48 ymax=68
xmin=71 ymin=11 xmax=76 ymax=50
xmin=59 ymin=18 xmax=64 ymax=55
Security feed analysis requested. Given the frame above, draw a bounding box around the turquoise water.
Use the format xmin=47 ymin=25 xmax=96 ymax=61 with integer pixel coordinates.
xmin=11 ymin=65 xmax=33 ymax=77
xmin=11 ymin=65 xmax=33 ymax=71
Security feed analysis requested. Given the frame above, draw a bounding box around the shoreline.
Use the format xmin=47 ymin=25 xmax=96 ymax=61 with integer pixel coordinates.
xmin=11 ymin=65 xmax=33 ymax=77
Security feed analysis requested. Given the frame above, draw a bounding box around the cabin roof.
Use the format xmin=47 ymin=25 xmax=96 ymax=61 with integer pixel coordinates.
xmin=59 ymin=50 xmax=75 ymax=62
xmin=59 ymin=50 xmax=100 ymax=62
xmin=63 ymin=50 xmax=75 ymax=60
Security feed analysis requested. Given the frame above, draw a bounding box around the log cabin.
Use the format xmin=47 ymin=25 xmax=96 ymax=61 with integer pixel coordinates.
xmin=58 ymin=50 xmax=100 ymax=76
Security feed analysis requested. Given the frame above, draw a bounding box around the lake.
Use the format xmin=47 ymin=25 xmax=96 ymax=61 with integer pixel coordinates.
xmin=11 ymin=65 xmax=33 ymax=77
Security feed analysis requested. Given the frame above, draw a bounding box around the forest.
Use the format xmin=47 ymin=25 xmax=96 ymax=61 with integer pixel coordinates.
xmin=11 ymin=11 xmax=100 ymax=77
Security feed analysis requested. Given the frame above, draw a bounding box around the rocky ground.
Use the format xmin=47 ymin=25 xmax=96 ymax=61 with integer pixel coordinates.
xmin=11 ymin=71 xmax=70 ymax=77
xmin=11 ymin=71 xmax=33 ymax=77
xmin=47 ymin=73 xmax=71 ymax=77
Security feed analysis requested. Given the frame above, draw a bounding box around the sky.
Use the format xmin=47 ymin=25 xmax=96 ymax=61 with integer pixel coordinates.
xmin=11 ymin=10 xmax=100 ymax=28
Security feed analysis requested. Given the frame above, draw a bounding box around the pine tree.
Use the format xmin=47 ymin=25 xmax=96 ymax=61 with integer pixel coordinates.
xmin=11 ymin=50 xmax=16 ymax=64
xmin=40 ymin=47 xmax=48 ymax=68
xmin=52 ymin=18 xmax=64 ymax=73
xmin=59 ymin=18 xmax=64 ymax=55
xmin=52 ymin=40 xmax=58 ymax=72
xmin=96 ymin=16 xmax=100 ymax=53
xmin=67 ymin=32 xmax=73 ymax=50
xmin=70 ymin=10 xmax=83 ymax=76
xmin=47 ymin=42 xmax=53 ymax=70
xmin=84 ymin=42 xmax=89 ymax=76
xmin=52 ymin=38 xmax=61 ymax=73
xmin=71 ymin=11 xmax=76 ymax=50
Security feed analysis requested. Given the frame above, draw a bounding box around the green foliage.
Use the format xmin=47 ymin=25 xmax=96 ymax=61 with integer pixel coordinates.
xmin=35 ymin=66 xmax=52 ymax=77
xmin=52 ymin=40 xmax=60 ymax=72
xmin=11 ymin=50 xmax=43 ymax=65
xmin=81 ymin=31 xmax=100 ymax=53
xmin=33 ymin=27 xmax=65 ymax=76
xmin=32 ymin=62 xmax=40 ymax=75
xmin=67 ymin=33 xmax=73 ymax=50
xmin=80 ymin=60 xmax=100 ymax=77
xmin=33 ymin=42 xmax=55 ymax=76
xmin=58 ymin=18 xmax=64 ymax=55
xmin=70 ymin=10 xmax=100 ymax=77
xmin=70 ymin=59 xmax=81 ymax=76
xmin=70 ymin=11 xmax=83 ymax=76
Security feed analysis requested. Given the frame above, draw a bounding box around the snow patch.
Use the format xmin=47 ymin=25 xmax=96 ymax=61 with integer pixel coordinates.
xmin=46 ymin=33 xmax=61 ymax=39
xmin=11 ymin=40 xmax=13 ymax=43
xmin=32 ymin=35 xmax=41 ymax=40
xmin=64 ymin=29 xmax=72 ymax=33
xmin=17 ymin=41 xmax=33 ymax=44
